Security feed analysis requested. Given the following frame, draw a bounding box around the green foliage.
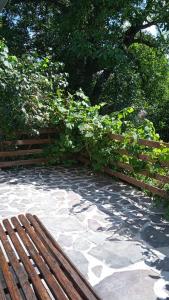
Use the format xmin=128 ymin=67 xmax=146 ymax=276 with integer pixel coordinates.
xmin=0 ymin=41 xmax=169 ymax=208
xmin=44 ymin=88 xmax=169 ymax=201
xmin=100 ymin=43 xmax=169 ymax=140
xmin=0 ymin=41 xmax=68 ymax=133
xmin=1 ymin=1 xmax=169 ymax=140
xmin=130 ymin=44 xmax=169 ymax=141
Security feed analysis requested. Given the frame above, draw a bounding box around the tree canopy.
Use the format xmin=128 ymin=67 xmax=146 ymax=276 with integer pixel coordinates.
xmin=1 ymin=1 xmax=169 ymax=204
xmin=1 ymin=0 xmax=169 ymax=139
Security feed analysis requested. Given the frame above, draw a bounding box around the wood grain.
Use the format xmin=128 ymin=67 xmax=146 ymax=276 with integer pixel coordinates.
xmin=3 ymin=219 xmax=51 ymax=300
xmin=0 ymin=158 xmax=48 ymax=168
xmin=27 ymin=214 xmax=100 ymax=300
xmin=110 ymin=133 xmax=169 ymax=149
xmin=0 ymin=149 xmax=43 ymax=158
xmin=0 ymin=214 xmax=100 ymax=299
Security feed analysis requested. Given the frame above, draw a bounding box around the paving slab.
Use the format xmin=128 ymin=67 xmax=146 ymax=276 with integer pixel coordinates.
xmin=0 ymin=165 xmax=169 ymax=299
xmin=94 ymin=269 xmax=162 ymax=300
xmin=89 ymin=241 xmax=144 ymax=268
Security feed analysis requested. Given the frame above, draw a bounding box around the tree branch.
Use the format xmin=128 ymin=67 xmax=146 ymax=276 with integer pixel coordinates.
xmin=124 ymin=21 xmax=158 ymax=47
xmin=141 ymin=21 xmax=156 ymax=30
xmin=132 ymin=38 xmax=156 ymax=48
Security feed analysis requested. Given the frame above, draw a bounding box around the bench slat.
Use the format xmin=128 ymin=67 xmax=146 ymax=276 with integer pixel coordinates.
xmin=0 ymin=245 xmax=22 ymax=300
xmin=0 ymin=281 xmax=6 ymax=300
xmin=28 ymin=214 xmax=100 ymax=300
xmin=3 ymin=219 xmax=51 ymax=300
xmin=0 ymin=223 xmax=36 ymax=300
xmin=18 ymin=215 xmax=82 ymax=300
xmin=0 ymin=215 xmax=100 ymax=300
xmin=11 ymin=217 xmax=68 ymax=300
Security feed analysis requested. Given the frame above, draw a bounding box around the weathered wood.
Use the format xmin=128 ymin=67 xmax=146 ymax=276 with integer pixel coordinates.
xmin=110 ymin=133 xmax=124 ymax=142
xmin=0 ymin=245 xmax=22 ymax=300
xmin=0 ymin=127 xmax=58 ymax=136
xmin=80 ymin=131 xmax=169 ymax=196
xmin=78 ymin=156 xmax=169 ymax=199
xmin=3 ymin=219 xmax=51 ymax=300
xmin=18 ymin=215 xmax=83 ymax=300
xmin=103 ymin=167 xmax=168 ymax=198
xmin=1 ymin=139 xmax=51 ymax=146
xmin=0 ymin=129 xmax=56 ymax=168
xmin=27 ymin=214 xmax=100 ymax=300
xmin=0 ymin=281 xmax=6 ymax=300
xmin=110 ymin=133 xmax=169 ymax=149
xmin=138 ymin=153 xmax=169 ymax=168
xmin=34 ymin=128 xmax=58 ymax=134
xmin=0 ymin=215 xmax=100 ymax=300
xmin=119 ymin=149 xmax=169 ymax=168
xmin=11 ymin=217 xmax=68 ymax=300
xmin=0 ymin=149 xmax=43 ymax=158
xmin=139 ymin=138 xmax=169 ymax=149
xmin=0 ymin=224 xmax=36 ymax=300
xmin=114 ymin=161 xmax=169 ymax=184
xmin=0 ymin=158 xmax=48 ymax=168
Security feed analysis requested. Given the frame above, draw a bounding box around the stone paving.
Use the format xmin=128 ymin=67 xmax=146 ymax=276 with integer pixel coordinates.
xmin=0 ymin=165 xmax=169 ymax=299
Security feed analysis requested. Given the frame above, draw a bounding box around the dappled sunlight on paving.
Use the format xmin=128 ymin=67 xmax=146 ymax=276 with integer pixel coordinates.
xmin=0 ymin=166 xmax=169 ymax=300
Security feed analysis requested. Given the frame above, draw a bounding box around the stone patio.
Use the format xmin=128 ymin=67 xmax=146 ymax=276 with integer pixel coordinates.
xmin=0 ymin=165 xmax=169 ymax=300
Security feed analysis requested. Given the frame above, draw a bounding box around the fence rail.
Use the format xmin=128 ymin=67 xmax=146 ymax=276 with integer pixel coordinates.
xmin=0 ymin=128 xmax=57 ymax=168
xmin=80 ymin=133 xmax=169 ymax=199
xmin=0 ymin=129 xmax=169 ymax=199
xmin=110 ymin=133 xmax=169 ymax=149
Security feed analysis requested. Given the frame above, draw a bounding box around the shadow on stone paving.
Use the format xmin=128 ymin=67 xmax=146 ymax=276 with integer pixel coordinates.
xmin=0 ymin=165 xmax=169 ymax=299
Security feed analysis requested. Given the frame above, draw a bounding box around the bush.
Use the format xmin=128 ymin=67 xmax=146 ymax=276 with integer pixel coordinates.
xmin=0 ymin=41 xmax=68 ymax=134
xmin=1 ymin=42 xmax=169 ymax=205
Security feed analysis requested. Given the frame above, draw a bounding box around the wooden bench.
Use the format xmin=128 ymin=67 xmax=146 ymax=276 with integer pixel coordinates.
xmin=0 ymin=214 xmax=100 ymax=300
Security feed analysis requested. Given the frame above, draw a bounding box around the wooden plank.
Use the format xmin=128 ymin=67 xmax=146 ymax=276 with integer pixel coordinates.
xmin=0 ymin=246 xmax=22 ymax=300
xmin=138 ymin=153 xmax=169 ymax=168
xmin=114 ymin=161 xmax=169 ymax=184
xmin=0 ymin=223 xmax=36 ymax=300
xmin=3 ymin=219 xmax=51 ymax=300
xmin=10 ymin=217 xmax=68 ymax=300
xmin=103 ymin=167 xmax=168 ymax=199
xmin=81 ymin=155 xmax=163 ymax=184
xmin=141 ymin=171 xmax=169 ymax=184
xmin=0 ymin=149 xmax=43 ymax=158
xmin=18 ymin=215 xmax=83 ymax=300
xmin=116 ymin=149 xmax=169 ymax=168
xmin=139 ymin=138 xmax=169 ymax=149
xmin=33 ymin=215 xmax=101 ymax=300
xmin=78 ymin=157 xmax=168 ymax=198
xmin=0 ymin=158 xmax=48 ymax=168
xmin=26 ymin=214 xmax=100 ymax=300
xmin=0 ymin=128 xmax=58 ymax=136
xmin=110 ymin=133 xmax=124 ymax=142
xmin=38 ymin=128 xmax=58 ymax=134
xmin=1 ymin=139 xmax=52 ymax=146
xmin=109 ymin=135 xmax=169 ymax=167
xmin=0 ymin=280 xmax=7 ymax=300
xmin=110 ymin=133 xmax=169 ymax=149
xmin=119 ymin=149 xmax=153 ymax=163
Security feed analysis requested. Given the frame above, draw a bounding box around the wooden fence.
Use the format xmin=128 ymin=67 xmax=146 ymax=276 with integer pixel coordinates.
xmin=0 ymin=128 xmax=58 ymax=168
xmin=80 ymin=133 xmax=169 ymax=199
xmin=0 ymin=128 xmax=169 ymax=199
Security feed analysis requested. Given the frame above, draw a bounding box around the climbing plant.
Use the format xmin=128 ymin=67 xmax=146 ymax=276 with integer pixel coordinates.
xmin=1 ymin=41 xmax=169 ymax=211
xmin=45 ymin=89 xmax=169 ymax=200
